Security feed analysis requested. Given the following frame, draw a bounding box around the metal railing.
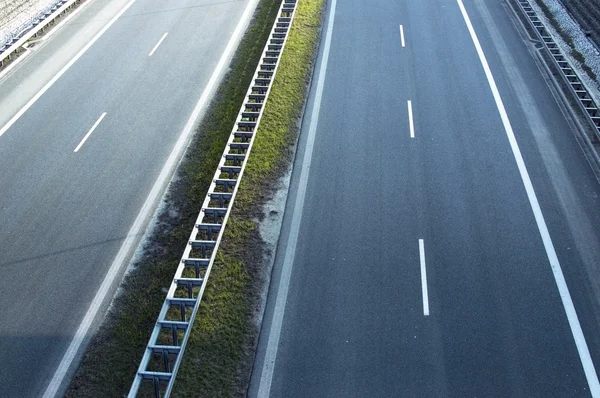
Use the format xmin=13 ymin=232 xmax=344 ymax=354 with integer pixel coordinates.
xmin=128 ymin=0 xmax=298 ymax=396
xmin=516 ymin=0 xmax=600 ymax=142
xmin=1 ymin=0 xmax=80 ymax=67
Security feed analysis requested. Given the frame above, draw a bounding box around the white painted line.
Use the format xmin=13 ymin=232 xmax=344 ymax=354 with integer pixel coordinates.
xmin=408 ymin=100 xmax=415 ymax=138
xmin=457 ymin=0 xmax=600 ymax=394
xmin=74 ymin=112 xmax=106 ymax=152
xmin=41 ymin=0 xmax=260 ymax=395
xmin=419 ymin=239 xmax=430 ymax=316
xmin=256 ymin=0 xmax=338 ymax=396
xmin=400 ymin=24 xmax=406 ymax=47
xmin=0 ymin=0 xmax=138 ymax=137
xmin=148 ymin=32 xmax=168 ymax=56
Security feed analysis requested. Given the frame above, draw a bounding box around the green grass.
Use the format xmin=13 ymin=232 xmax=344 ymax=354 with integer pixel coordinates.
xmin=65 ymin=0 xmax=285 ymax=396
xmin=172 ymin=0 xmax=326 ymax=396
xmin=67 ymin=0 xmax=326 ymax=396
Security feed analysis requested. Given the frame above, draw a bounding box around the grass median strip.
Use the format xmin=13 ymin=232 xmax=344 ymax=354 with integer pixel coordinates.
xmin=67 ymin=0 xmax=326 ymax=396
xmin=172 ymin=0 xmax=326 ymax=395
xmin=66 ymin=0 xmax=281 ymax=396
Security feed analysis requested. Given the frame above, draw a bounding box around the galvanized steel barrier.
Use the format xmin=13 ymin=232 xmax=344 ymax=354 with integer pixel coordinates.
xmin=1 ymin=0 xmax=81 ymax=68
xmin=128 ymin=0 xmax=298 ymax=396
xmin=516 ymin=0 xmax=600 ymax=142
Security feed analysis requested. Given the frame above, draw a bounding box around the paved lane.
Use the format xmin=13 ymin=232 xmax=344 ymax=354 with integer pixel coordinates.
xmin=250 ymin=0 xmax=600 ymax=396
xmin=0 ymin=0 xmax=257 ymax=396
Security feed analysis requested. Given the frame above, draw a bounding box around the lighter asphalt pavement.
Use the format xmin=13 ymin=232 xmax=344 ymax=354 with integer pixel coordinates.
xmin=0 ymin=0 xmax=258 ymax=396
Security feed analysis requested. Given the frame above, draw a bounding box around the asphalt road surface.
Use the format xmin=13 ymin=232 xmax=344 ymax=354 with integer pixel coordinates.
xmin=0 ymin=0 xmax=257 ymax=396
xmin=250 ymin=0 xmax=600 ymax=396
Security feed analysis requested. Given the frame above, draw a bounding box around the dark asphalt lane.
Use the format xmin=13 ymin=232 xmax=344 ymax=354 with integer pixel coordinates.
xmin=250 ymin=0 xmax=600 ymax=396
xmin=0 ymin=0 xmax=255 ymax=396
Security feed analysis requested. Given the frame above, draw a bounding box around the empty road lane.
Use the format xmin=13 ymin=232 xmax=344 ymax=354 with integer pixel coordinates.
xmin=0 ymin=0 xmax=258 ymax=396
xmin=251 ymin=0 xmax=600 ymax=396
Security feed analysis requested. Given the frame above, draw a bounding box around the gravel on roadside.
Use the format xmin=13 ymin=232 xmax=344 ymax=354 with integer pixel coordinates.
xmin=530 ymin=0 xmax=600 ymax=102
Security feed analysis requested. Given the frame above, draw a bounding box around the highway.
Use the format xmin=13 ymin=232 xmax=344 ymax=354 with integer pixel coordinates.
xmin=0 ymin=0 xmax=258 ymax=396
xmin=250 ymin=0 xmax=600 ymax=396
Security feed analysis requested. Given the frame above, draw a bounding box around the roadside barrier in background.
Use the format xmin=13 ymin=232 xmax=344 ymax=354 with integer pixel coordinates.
xmin=128 ymin=0 xmax=298 ymax=396
xmin=516 ymin=0 xmax=600 ymax=142
xmin=0 ymin=0 xmax=80 ymax=68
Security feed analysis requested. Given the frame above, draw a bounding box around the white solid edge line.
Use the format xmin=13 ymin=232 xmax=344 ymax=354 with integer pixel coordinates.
xmin=419 ymin=239 xmax=430 ymax=316
xmin=408 ymin=100 xmax=414 ymax=138
xmin=148 ymin=32 xmax=168 ymax=56
xmin=456 ymin=0 xmax=600 ymax=395
xmin=0 ymin=0 xmax=138 ymax=138
xmin=40 ymin=0 xmax=260 ymax=396
xmin=256 ymin=0 xmax=338 ymax=396
xmin=74 ymin=112 xmax=106 ymax=152
xmin=400 ymin=24 xmax=405 ymax=47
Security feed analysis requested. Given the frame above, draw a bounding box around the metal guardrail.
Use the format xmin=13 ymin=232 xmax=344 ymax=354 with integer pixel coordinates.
xmin=515 ymin=0 xmax=600 ymax=142
xmin=128 ymin=0 xmax=298 ymax=396
xmin=0 ymin=0 xmax=80 ymax=68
